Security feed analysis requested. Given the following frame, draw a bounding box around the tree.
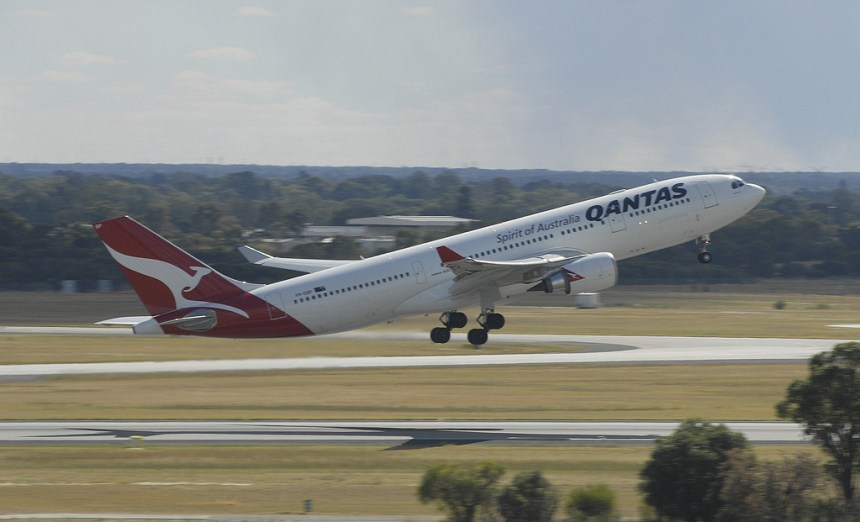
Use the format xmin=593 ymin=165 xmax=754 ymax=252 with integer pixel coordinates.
xmin=565 ymin=484 xmax=616 ymax=522
xmin=418 ymin=460 xmax=505 ymax=522
xmin=639 ymin=419 xmax=749 ymax=521
xmin=777 ymin=342 xmax=860 ymax=502
xmin=456 ymin=185 xmax=475 ymax=219
xmin=497 ymin=470 xmax=557 ymax=522
xmin=717 ymin=450 xmax=824 ymax=522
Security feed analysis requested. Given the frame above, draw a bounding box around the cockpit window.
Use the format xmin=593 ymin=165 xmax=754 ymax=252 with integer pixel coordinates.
xmin=731 ymin=178 xmax=746 ymax=189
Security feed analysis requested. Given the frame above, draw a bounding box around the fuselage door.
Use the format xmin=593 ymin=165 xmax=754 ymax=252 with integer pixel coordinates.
xmin=609 ymin=212 xmax=627 ymax=233
xmin=696 ymin=182 xmax=719 ymax=209
xmin=412 ymin=261 xmax=427 ymax=284
xmin=268 ymin=292 xmax=288 ymax=320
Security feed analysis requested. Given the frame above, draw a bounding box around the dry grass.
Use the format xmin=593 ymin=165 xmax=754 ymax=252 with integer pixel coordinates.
xmin=0 ymin=283 xmax=852 ymax=519
xmin=0 ymin=363 xmax=805 ymax=421
xmin=2 ymin=281 xmax=859 ymax=340
xmin=0 ymin=444 xmax=823 ymax=519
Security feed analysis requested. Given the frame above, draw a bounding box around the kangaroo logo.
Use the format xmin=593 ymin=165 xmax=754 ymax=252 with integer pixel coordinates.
xmin=105 ymin=245 xmax=250 ymax=318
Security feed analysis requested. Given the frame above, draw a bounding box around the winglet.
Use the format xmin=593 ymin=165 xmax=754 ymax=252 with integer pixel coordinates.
xmin=436 ymin=245 xmax=465 ymax=264
xmin=238 ymin=245 xmax=272 ymax=264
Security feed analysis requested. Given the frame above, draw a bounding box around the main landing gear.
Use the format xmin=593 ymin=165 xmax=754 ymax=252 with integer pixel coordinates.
xmin=430 ymin=311 xmax=466 ymax=344
xmin=430 ymin=309 xmax=505 ymax=346
xmin=696 ymin=234 xmax=713 ymax=264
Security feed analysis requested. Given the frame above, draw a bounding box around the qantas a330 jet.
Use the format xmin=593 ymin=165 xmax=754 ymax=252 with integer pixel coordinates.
xmin=94 ymin=174 xmax=765 ymax=345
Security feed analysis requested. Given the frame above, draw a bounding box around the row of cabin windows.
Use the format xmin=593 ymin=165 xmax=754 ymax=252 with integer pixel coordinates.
xmin=629 ymin=197 xmax=692 ymax=218
xmin=471 ymin=223 xmax=598 ymax=259
xmin=293 ymin=271 xmax=412 ymax=304
xmin=560 ymin=222 xmax=597 ymax=236
xmin=468 ymin=196 xmax=692 ymax=262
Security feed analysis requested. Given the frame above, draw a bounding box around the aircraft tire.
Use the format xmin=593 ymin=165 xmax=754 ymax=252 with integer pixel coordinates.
xmin=467 ymin=328 xmax=488 ymax=346
xmin=430 ymin=327 xmax=451 ymax=344
xmin=697 ymin=251 xmax=713 ymax=264
xmin=483 ymin=313 xmax=505 ymax=330
xmin=447 ymin=311 xmax=468 ymax=329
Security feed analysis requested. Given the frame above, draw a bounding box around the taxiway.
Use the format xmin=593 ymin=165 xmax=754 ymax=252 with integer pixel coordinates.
xmin=0 ymin=420 xmax=808 ymax=448
xmin=0 ymin=329 xmax=843 ymax=377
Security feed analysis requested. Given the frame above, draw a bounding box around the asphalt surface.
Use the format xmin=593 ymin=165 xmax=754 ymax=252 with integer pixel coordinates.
xmin=0 ymin=329 xmax=843 ymax=377
xmin=0 ymin=420 xmax=808 ymax=448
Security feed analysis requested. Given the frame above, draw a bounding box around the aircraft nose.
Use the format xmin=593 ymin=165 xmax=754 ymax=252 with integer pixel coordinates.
xmin=748 ymin=183 xmax=766 ymax=204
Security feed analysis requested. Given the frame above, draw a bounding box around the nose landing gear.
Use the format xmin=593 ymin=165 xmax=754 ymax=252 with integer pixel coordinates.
xmin=696 ymin=234 xmax=712 ymax=264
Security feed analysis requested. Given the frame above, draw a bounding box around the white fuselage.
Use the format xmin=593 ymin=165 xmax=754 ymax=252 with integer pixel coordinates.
xmin=252 ymin=174 xmax=765 ymax=334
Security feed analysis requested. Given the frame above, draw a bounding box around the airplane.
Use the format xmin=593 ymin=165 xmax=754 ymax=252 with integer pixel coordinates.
xmin=93 ymin=174 xmax=765 ymax=345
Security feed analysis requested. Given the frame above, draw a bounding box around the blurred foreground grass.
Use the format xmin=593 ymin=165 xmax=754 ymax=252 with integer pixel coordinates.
xmin=0 ymin=444 xmax=823 ymax=519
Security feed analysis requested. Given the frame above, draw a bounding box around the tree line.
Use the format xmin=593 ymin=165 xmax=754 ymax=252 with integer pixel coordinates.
xmin=0 ymin=169 xmax=858 ymax=290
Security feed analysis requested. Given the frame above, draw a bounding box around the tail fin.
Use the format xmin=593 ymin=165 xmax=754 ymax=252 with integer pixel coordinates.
xmin=93 ymin=216 xmax=259 ymax=316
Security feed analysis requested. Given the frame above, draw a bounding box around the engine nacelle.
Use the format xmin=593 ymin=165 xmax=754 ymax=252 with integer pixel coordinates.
xmin=530 ymin=252 xmax=618 ymax=295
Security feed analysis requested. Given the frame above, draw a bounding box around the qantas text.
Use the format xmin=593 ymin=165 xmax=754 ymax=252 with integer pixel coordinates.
xmin=585 ymin=182 xmax=688 ymax=222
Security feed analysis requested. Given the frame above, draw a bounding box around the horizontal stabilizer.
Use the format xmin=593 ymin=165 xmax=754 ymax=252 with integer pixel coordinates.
xmin=96 ymin=316 xmax=152 ymax=326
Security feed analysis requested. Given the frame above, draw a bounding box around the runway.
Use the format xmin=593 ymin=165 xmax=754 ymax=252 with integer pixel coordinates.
xmin=0 ymin=328 xmax=843 ymax=377
xmin=0 ymin=420 xmax=808 ymax=448
xmin=0 ymin=328 xmax=829 ymax=448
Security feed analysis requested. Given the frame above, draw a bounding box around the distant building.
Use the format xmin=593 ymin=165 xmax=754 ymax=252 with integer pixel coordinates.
xmin=345 ymin=215 xmax=477 ymax=236
xmin=301 ymin=226 xmax=368 ymax=238
xmin=274 ymin=215 xmax=478 ymax=255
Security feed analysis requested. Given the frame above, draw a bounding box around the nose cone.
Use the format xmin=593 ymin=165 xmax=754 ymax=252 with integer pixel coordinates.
xmin=748 ymin=183 xmax=766 ymax=206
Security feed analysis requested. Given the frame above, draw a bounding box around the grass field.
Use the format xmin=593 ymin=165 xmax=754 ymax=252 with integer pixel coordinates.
xmin=0 ymin=282 xmax=856 ymax=519
xmin=0 ymin=363 xmax=806 ymax=420
xmin=0 ymin=445 xmax=826 ymax=518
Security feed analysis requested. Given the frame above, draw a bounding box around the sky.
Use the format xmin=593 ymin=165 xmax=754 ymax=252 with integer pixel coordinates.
xmin=2 ymin=1 xmax=860 ymax=172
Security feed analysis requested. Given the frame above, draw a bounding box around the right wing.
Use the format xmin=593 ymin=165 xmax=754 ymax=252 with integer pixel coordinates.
xmin=238 ymin=245 xmax=355 ymax=273
xmin=436 ymin=245 xmax=586 ymax=296
xmin=437 ymin=245 xmax=582 ymax=283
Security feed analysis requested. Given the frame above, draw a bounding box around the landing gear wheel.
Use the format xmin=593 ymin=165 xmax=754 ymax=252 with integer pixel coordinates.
xmin=481 ymin=313 xmax=505 ymax=330
xmin=430 ymin=327 xmax=451 ymax=344
xmin=443 ymin=311 xmax=468 ymax=329
xmin=695 ymin=235 xmax=712 ymax=264
xmin=467 ymin=328 xmax=488 ymax=346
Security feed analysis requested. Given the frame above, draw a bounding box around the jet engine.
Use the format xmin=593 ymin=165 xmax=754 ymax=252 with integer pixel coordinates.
xmin=530 ymin=252 xmax=617 ymax=295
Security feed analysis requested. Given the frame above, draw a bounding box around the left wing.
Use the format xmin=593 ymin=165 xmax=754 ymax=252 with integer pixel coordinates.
xmin=239 ymin=245 xmax=355 ymax=273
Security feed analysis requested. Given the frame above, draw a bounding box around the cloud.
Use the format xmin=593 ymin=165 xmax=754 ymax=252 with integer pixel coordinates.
xmin=234 ymin=6 xmax=274 ymax=17
xmin=401 ymin=6 xmax=433 ymax=16
xmin=58 ymin=52 xmax=127 ymax=66
xmin=187 ymin=47 xmax=256 ymax=61
xmin=12 ymin=9 xmax=57 ymax=17
xmin=41 ymin=70 xmax=94 ymax=83
xmin=163 ymin=70 xmax=294 ymax=104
